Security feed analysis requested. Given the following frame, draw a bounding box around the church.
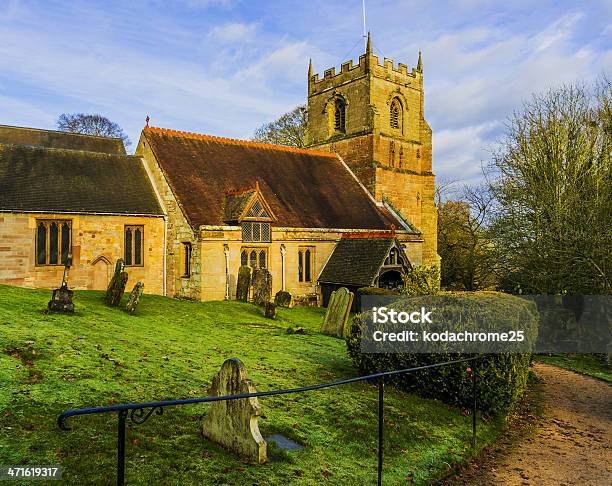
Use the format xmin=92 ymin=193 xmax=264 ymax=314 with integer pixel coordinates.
xmin=0 ymin=37 xmax=437 ymax=305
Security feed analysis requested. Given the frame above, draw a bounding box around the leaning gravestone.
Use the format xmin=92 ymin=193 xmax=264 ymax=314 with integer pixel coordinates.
xmin=125 ymin=282 xmax=144 ymax=314
xmin=321 ymin=287 xmax=354 ymax=338
xmin=236 ymin=266 xmax=252 ymax=302
xmin=251 ymin=269 xmax=272 ymax=306
xmin=202 ymin=358 xmax=267 ymax=464
xmin=264 ymin=302 xmax=277 ymax=319
xmin=274 ymin=290 xmax=292 ymax=308
xmin=105 ymin=259 xmax=128 ymax=307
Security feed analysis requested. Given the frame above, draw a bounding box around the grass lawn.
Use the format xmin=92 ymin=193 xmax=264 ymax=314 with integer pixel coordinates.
xmin=536 ymin=354 xmax=611 ymax=383
xmin=0 ymin=284 xmax=504 ymax=485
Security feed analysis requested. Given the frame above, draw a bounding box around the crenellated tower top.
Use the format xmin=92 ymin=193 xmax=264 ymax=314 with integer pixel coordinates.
xmin=308 ymin=33 xmax=423 ymax=98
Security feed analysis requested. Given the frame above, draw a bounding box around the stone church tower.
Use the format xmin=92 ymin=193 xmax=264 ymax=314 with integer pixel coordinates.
xmin=306 ymin=34 xmax=438 ymax=266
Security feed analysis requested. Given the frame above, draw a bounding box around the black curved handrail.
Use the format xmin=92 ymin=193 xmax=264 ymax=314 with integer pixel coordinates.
xmin=58 ymin=356 xmax=480 ymax=485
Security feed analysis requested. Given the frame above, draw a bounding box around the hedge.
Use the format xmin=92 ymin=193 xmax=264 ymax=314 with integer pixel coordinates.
xmin=346 ymin=292 xmax=539 ymax=415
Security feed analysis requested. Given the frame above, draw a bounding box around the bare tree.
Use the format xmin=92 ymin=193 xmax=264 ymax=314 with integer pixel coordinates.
xmin=252 ymin=105 xmax=307 ymax=148
xmin=437 ymin=184 xmax=497 ymax=290
xmin=57 ymin=113 xmax=131 ymax=149
xmin=487 ymin=78 xmax=611 ymax=294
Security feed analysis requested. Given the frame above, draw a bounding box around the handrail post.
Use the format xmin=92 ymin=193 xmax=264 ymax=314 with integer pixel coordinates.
xmin=377 ymin=376 xmax=384 ymax=486
xmin=471 ymin=360 xmax=477 ymax=449
xmin=117 ymin=410 xmax=128 ymax=486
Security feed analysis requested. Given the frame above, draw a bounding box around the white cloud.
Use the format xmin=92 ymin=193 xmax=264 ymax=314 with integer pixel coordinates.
xmin=208 ymin=22 xmax=259 ymax=43
xmin=532 ymin=12 xmax=584 ymax=53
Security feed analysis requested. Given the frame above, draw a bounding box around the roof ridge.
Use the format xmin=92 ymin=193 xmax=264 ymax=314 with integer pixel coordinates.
xmin=0 ymin=143 xmax=135 ymax=158
xmin=0 ymin=124 xmax=124 ymax=142
xmin=144 ymin=126 xmax=337 ymax=158
xmin=342 ymin=231 xmax=395 ymax=239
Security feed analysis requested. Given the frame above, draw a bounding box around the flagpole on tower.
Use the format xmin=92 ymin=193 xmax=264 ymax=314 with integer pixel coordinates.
xmin=362 ymin=0 xmax=367 ymax=51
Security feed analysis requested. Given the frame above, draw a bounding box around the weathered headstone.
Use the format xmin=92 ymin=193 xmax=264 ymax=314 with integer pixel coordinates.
xmin=48 ymin=254 xmax=75 ymax=314
xmin=251 ymin=269 xmax=272 ymax=306
xmin=274 ymin=290 xmax=292 ymax=308
xmin=105 ymin=259 xmax=128 ymax=307
xmin=202 ymin=358 xmax=267 ymax=464
xmin=125 ymin=282 xmax=144 ymax=314
xmin=236 ymin=266 xmax=251 ymax=302
xmin=321 ymin=287 xmax=354 ymax=337
xmin=264 ymin=302 xmax=276 ymax=319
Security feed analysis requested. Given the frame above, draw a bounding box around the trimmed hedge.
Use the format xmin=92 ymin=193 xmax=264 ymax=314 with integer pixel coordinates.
xmin=346 ymin=292 xmax=539 ymax=414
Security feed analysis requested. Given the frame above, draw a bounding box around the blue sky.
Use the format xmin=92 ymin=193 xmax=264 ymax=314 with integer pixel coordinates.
xmin=1 ymin=0 xmax=610 ymax=184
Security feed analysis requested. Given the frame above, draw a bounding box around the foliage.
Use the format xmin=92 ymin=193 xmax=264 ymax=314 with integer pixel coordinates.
xmin=357 ymin=286 xmax=400 ymax=296
xmin=57 ymin=113 xmax=131 ymax=149
xmin=400 ymin=264 xmax=441 ymax=295
xmin=536 ymin=354 xmax=611 ymax=382
xmin=438 ymin=186 xmax=497 ymax=290
xmin=346 ymin=292 xmax=539 ymax=414
xmin=0 ymin=285 xmax=505 ymax=485
xmin=485 ymin=79 xmax=612 ymax=294
xmin=252 ymin=105 xmax=307 ymax=148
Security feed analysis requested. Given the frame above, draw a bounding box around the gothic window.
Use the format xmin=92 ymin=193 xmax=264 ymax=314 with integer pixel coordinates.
xmin=334 ymin=98 xmax=346 ymax=132
xmin=242 ymin=248 xmax=268 ymax=270
xmin=390 ymin=98 xmax=402 ymax=130
xmin=298 ymin=247 xmax=314 ymax=282
xmin=125 ymin=225 xmax=144 ymax=266
xmin=36 ymin=220 xmax=71 ymax=266
xmin=242 ymin=221 xmax=271 ymax=243
xmin=182 ymin=242 xmax=192 ymax=277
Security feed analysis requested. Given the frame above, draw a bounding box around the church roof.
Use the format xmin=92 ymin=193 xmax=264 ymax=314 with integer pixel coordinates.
xmin=141 ymin=126 xmax=401 ymax=230
xmin=0 ymin=144 xmax=163 ymax=216
xmin=0 ymin=124 xmax=126 ymax=155
xmin=318 ymin=235 xmax=409 ymax=287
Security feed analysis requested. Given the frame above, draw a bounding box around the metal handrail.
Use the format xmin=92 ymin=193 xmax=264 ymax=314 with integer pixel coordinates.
xmin=58 ymin=356 xmax=480 ymax=485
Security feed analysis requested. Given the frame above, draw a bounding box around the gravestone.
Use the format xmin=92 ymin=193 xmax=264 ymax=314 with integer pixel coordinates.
xmin=274 ymin=290 xmax=292 ymax=308
xmin=105 ymin=259 xmax=128 ymax=307
xmin=48 ymin=254 xmax=75 ymax=314
xmin=125 ymin=282 xmax=144 ymax=314
xmin=106 ymin=258 xmax=128 ymax=307
xmin=202 ymin=358 xmax=267 ymax=464
xmin=251 ymin=269 xmax=272 ymax=306
xmin=236 ymin=266 xmax=251 ymax=302
xmin=321 ymin=287 xmax=354 ymax=337
xmin=264 ymin=301 xmax=276 ymax=319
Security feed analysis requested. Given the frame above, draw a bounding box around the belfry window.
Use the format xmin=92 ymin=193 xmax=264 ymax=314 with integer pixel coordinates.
xmin=334 ymin=98 xmax=346 ymax=132
xmin=125 ymin=225 xmax=144 ymax=266
xmin=390 ymin=99 xmax=402 ymax=130
xmin=36 ymin=220 xmax=71 ymax=266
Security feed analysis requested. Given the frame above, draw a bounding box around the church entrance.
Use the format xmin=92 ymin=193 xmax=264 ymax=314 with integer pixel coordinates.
xmin=378 ymin=269 xmax=403 ymax=290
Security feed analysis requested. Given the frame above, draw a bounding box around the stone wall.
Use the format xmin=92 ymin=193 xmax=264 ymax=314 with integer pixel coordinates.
xmin=136 ymin=137 xmax=200 ymax=299
xmin=0 ymin=212 xmax=165 ymax=293
xmin=198 ymin=227 xmax=421 ymax=302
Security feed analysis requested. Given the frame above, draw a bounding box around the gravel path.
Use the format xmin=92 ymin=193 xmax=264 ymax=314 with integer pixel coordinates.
xmin=460 ymin=363 xmax=612 ymax=485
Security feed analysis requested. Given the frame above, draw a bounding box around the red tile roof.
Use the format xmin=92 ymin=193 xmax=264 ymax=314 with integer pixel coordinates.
xmin=142 ymin=126 xmax=401 ymax=230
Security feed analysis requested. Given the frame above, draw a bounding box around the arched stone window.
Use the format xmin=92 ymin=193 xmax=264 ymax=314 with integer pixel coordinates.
xmin=334 ymin=98 xmax=346 ymax=132
xmin=390 ymin=98 xmax=402 ymax=130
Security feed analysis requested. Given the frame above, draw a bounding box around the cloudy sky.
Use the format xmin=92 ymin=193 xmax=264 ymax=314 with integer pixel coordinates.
xmin=1 ymin=0 xmax=610 ymax=183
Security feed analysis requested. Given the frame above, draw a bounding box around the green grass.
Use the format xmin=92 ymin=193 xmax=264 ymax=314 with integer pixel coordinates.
xmin=536 ymin=354 xmax=611 ymax=383
xmin=0 ymin=285 xmax=504 ymax=485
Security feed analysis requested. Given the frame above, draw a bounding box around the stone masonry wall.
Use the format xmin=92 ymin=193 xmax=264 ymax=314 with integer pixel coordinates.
xmin=0 ymin=212 xmax=164 ymax=293
xmin=136 ymin=137 xmax=200 ymax=299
